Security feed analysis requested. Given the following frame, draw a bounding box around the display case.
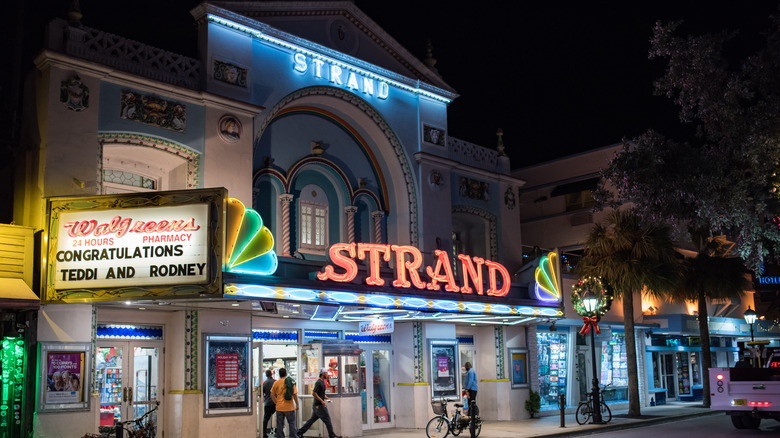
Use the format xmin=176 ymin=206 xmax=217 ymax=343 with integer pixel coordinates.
xmin=96 ymin=347 xmax=123 ymax=425
xmin=302 ymin=341 xmax=363 ymax=397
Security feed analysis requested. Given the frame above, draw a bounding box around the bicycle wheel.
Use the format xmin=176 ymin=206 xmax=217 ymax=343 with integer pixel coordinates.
xmin=472 ymin=417 xmax=482 ymax=437
xmin=426 ymin=416 xmax=450 ymax=438
xmin=599 ymin=401 xmax=612 ymax=423
xmin=575 ymin=402 xmax=591 ymax=425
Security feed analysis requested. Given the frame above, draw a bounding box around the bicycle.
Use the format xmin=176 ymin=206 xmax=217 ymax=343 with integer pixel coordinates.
xmin=83 ymin=402 xmax=159 ymax=438
xmin=426 ymin=397 xmax=482 ymax=438
xmin=575 ymin=386 xmax=612 ymax=425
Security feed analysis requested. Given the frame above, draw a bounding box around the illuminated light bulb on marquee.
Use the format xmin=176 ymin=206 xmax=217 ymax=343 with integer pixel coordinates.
xmin=316 ymin=243 xmax=511 ymax=297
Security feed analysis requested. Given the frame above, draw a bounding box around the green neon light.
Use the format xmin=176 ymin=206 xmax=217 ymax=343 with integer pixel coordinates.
xmin=1 ymin=336 xmax=26 ymax=437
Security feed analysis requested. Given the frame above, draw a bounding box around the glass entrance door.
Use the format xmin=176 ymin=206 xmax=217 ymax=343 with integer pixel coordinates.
xmin=360 ymin=347 xmax=392 ymax=429
xmin=659 ymin=353 xmax=676 ymax=400
xmin=96 ymin=341 xmax=163 ymax=436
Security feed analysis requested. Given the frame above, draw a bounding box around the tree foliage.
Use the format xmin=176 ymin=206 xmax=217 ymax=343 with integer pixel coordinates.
xmin=577 ymin=209 xmax=680 ymax=417
xmin=595 ymin=17 xmax=780 ymax=273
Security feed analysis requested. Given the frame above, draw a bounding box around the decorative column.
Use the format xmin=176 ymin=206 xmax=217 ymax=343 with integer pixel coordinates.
xmin=279 ymin=194 xmax=294 ymax=257
xmin=91 ymin=306 xmax=98 ymax=396
xmin=371 ymin=211 xmax=385 ymax=244
xmin=494 ymin=326 xmax=505 ymax=379
xmin=345 ymin=206 xmax=358 ymax=243
xmin=413 ymin=321 xmax=425 ymax=383
xmin=184 ymin=310 xmax=199 ymax=390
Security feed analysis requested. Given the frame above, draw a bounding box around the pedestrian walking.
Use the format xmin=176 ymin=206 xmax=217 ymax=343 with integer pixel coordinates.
xmin=463 ymin=362 xmax=478 ymax=438
xmin=297 ymin=369 xmax=341 ymax=438
xmin=262 ymin=369 xmax=276 ymax=438
xmin=271 ymin=368 xmax=299 ymax=438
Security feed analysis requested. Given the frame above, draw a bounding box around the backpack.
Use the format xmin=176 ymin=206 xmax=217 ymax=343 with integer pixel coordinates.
xmin=284 ymin=377 xmax=295 ymax=400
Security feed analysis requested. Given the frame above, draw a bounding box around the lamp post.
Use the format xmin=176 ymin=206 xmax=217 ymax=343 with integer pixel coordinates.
xmin=743 ymin=306 xmax=757 ymax=343
xmin=581 ymin=289 xmax=604 ymax=424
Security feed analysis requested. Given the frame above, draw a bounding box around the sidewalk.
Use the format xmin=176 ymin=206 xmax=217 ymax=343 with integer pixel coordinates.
xmin=361 ymin=401 xmax=721 ymax=438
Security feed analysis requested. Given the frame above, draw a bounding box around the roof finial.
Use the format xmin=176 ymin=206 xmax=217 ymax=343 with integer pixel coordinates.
xmin=423 ymin=38 xmax=437 ymax=69
xmin=67 ymin=0 xmax=83 ymax=27
xmin=496 ymin=128 xmax=505 ymax=156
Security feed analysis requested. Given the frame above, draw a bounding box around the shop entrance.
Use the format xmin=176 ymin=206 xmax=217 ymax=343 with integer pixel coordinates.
xmin=96 ymin=340 xmax=164 ymax=437
xmin=575 ymin=346 xmax=592 ymax=403
xmin=656 ymin=352 xmax=676 ymax=400
xmin=360 ymin=346 xmax=393 ymax=429
xmin=253 ymin=342 xmax=300 ymax=436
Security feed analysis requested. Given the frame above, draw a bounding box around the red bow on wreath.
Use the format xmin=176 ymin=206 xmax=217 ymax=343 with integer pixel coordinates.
xmin=580 ymin=316 xmax=601 ymax=335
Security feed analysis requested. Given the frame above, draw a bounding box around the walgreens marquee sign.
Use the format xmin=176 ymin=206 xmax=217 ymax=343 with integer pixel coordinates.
xmin=53 ymin=204 xmax=209 ymax=289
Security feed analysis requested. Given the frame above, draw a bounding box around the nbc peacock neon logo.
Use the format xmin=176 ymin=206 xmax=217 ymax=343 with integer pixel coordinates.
xmin=534 ymin=252 xmax=561 ymax=302
xmin=225 ymin=197 xmax=278 ymax=275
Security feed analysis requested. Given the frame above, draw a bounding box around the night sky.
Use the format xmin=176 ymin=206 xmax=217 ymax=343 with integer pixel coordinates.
xmin=21 ymin=1 xmax=780 ymax=168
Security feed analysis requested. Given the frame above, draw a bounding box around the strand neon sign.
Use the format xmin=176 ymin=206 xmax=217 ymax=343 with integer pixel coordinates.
xmin=316 ymin=243 xmax=511 ymax=297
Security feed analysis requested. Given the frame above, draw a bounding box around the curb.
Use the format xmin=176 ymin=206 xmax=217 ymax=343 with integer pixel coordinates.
xmin=526 ymin=409 xmax=724 ymax=438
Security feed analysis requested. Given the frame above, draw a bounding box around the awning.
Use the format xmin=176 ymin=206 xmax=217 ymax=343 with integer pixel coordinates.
xmin=550 ymin=177 xmax=599 ymax=197
xmin=0 ymin=278 xmax=40 ymax=310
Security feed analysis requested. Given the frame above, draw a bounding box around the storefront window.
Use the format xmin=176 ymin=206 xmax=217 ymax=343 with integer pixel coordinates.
xmin=676 ymin=352 xmax=691 ymax=395
xmin=536 ymin=330 xmax=568 ymax=409
xmin=599 ymin=332 xmax=628 ymax=402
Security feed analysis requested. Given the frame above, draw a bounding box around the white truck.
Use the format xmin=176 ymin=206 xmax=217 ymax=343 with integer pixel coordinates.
xmin=709 ymin=351 xmax=780 ymax=429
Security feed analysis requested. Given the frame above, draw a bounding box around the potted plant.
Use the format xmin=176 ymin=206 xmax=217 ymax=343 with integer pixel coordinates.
xmin=525 ymin=390 xmax=541 ymax=418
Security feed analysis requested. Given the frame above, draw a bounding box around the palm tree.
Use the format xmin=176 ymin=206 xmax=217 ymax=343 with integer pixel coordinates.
xmin=675 ymin=235 xmax=748 ymax=408
xmin=577 ymin=209 xmax=680 ymax=417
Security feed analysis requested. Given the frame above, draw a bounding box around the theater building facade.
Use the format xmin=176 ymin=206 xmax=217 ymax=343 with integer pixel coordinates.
xmin=17 ymin=2 xmax=563 ymax=437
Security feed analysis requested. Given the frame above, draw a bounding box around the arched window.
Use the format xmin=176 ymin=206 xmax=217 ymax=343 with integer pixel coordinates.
xmin=299 ymin=184 xmax=329 ymax=253
xmin=100 ymin=136 xmax=197 ymax=194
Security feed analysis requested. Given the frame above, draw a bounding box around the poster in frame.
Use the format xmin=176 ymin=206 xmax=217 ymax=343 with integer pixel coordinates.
xmin=509 ymin=348 xmax=529 ymax=388
xmin=429 ymin=339 xmax=460 ymax=399
xmin=203 ymin=333 xmax=252 ymax=416
xmin=38 ymin=342 xmax=91 ymax=412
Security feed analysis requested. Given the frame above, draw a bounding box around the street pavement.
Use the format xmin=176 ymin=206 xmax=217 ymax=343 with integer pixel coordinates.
xmin=360 ymin=401 xmax=719 ymax=438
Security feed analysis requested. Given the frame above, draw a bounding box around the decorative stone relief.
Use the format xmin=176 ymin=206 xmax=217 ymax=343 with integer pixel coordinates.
xmin=60 ymin=74 xmax=89 ymax=111
xmin=504 ymin=187 xmax=516 ymax=210
xmin=218 ymin=115 xmax=242 ymax=143
xmin=428 ymin=169 xmax=444 ymax=191
xmin=423 ymin=125 xmax=445 ymax=146
xmin=120 ymin=90 xmax=186 ymax=132
xmin=458 ymin=176 xmax=490 ymax=201
xmin=213 ymin=59 xmax=248 ymax=88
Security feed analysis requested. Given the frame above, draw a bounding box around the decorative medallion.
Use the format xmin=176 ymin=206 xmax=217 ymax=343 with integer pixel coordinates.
xmin=504 ymin=187 xmax=516 ymax=210
xmin=218 ymin=115 xmax=242 ymax=143
xmin=423 ymin=125 xmax=445 ymax=146
xmin=120 ymin=90 xmax=186 ymax=132
xmin=428 ymin=169 xmax=444 ymax=191
xmin=328 ymin=19 xmax=359 ymax=54
xmin=458 ymin=177 xmax=490 ymax=201
xmin=213 ymin=59 xmax=248 ymax=88
xmin=534 ymin=252 xmax=561 ymax=302
xmin=60 ymin=74 xmax=89 ymax=111
xmin=225 ymin=197 xmax=278 ymax=275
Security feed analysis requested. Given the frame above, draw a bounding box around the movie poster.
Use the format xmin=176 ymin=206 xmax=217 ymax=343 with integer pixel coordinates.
xmin=204 ymin=334 xmax=251 ymax=416
xmin=45 ymin=352 xmax=84 ymax=404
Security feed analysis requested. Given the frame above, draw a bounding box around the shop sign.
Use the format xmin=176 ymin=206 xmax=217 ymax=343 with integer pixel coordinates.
xmin=293 ymin=53 xmax=390 ymax=100
xmin=53 ymin=204 xmax=209 ymax=289
xmin=316 ymin=243 xmax=511 ymax=297
xmin=359 ymin=317 xmax=394 ymax=335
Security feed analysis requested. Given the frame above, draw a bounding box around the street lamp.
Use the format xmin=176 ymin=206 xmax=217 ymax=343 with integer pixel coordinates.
xmin=573 ymin=277 xmax=613 ymax=425
xmin=743 ymin=306 xmax=757 ymax=343
xmin=580 ymin=289 xmax=604 ymax=424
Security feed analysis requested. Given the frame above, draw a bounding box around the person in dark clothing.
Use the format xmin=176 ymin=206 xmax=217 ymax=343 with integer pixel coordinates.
xmin=297 ymin=369 xmax=340 ymax=438
xmin=262 ymin=369 xmax=276 ymax=438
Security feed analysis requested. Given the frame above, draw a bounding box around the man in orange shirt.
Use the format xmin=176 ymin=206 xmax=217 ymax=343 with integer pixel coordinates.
xmin=271 ymin=368 xmax=299 ymax=438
